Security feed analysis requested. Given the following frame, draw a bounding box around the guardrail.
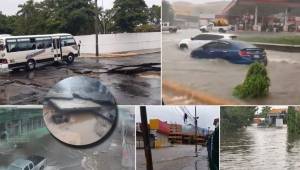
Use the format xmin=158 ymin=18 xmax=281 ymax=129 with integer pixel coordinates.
xmin=251 ymin=42 xmax=300 ymax=52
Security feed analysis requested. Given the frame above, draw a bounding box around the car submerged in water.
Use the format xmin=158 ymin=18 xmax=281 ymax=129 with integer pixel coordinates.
xmin=190 ymin=40 xmax=268 ymax=65
xmin=178 ymin=33 xmax=237 ymax=50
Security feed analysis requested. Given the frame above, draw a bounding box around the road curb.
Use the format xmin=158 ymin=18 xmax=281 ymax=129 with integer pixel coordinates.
xmin=163 ymin=80 xmax=240 ymax=105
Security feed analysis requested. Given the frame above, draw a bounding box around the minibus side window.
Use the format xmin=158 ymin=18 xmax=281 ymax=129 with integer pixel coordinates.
xmin=6 ymin=39 xmax=17 ymax=52
xmin=17 ymin=38 xmax=36 ymax=51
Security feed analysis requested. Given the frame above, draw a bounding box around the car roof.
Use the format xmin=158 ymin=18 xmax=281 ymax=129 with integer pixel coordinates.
xmin=211 ymin=40 xmax=257 ymax=48
xmin=196 ymin=33 xmax=236 ymax=37
xmin=11 ymin=159 xmax=32 ymax=167
xmin=0 ymin=33 xmax=72 ymax=40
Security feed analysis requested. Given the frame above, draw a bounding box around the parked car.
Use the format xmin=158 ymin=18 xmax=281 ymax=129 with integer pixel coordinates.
xmin=178 ymin=33 xmax=237 ymax=50
xmin=162 ymin=22 xmax=178 ymax=33
xmin=191 ymin=40 xmax=268 ymax=65
xmin=7 ymin=155 xmax=47 ymax=170
xmin=200 ymin=23 xmax=233 ymax=33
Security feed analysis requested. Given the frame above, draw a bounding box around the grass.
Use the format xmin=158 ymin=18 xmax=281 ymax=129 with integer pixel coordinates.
xmin=238 ymin=36 xmax=300 ymax=45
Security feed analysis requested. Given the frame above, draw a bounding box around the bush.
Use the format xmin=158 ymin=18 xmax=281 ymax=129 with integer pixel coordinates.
xmin=134 ymin=24 xmax=161 ymax=32
xmin=233 ymin=62 xmax=270 ymax=98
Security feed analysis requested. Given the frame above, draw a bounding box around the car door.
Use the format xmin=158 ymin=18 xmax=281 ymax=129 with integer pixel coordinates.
xmin=202 ymin=42 xmax=222 ymax=58
xmin=213 ymin=42 xmax=231 ymax=59
xmin=202 ymin=42 xmax=219 ymax=58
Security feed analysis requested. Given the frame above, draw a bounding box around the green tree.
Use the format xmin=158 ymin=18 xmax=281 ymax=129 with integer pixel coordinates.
xmin=112 ymin=0 xmax=148 ymax=32
xmin=162 ymin=0 xmax=174 ymax=24
xmin=260 ymin=106 xmax=271 ymax=118
xmin=287 ymin=106 xmax=300 ymax=135
xmin=99 ymin=9 xmax=114 ymax=34
xmin=221 ymin=106 xmax=257 ymax=134
xmin=233 ymin=62 xmax=270 ymax=98
xmin=0 ymin=12 xmax=14 ymax=34
xmin=12 ymin=0 xmax=96 ymax=35
xmin=149 ymin=5 xmax=161 ymax=25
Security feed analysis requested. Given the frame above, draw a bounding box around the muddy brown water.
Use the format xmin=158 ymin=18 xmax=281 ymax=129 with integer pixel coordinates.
xmin=220 ymin=125 xmax=300 ymax=169
xmin=163 ymin=29 xmax=300 ymax=104
xmin=0 ymin=53 xmax=161 ymax=105
xmin=0 ymin=106 xmax=135 ymax=170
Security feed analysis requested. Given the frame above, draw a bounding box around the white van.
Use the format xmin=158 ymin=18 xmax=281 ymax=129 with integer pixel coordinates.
xmin=0 ymin=33 xmax=79 ymax=71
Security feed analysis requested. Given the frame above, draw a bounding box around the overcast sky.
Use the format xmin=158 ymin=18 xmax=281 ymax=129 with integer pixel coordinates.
xmin=0 ymin=0 xmax=161 ymax=16
xmin=136 ymin=106 xmax=220 ymax=129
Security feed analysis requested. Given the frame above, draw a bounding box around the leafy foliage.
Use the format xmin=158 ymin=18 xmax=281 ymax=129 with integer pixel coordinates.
xmin=148 ymin=5 xmax=161 ymax=25
xmin=0 ymin=0 xmax=160 ymax=35
xmin=233 ymin=62 xmax=270 ymax=98
xmin=112 ymin=0 xmax=148 ymax=33
xmin=259 ymin=106 xmax=271 ymax=118
xmin=221 ymin=106 xmax=257 ymax=134
xmin=287 ymin=106 xmax=300 ymax=135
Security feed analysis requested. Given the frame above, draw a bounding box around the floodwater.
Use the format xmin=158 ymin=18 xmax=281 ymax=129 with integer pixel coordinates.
xmin=75 ymin=32 xmax=161 ymax=53
xmin=162 ymin=29 xmax=300 ymax=104
xmin=0 ymin=106 xmax=135 ymax=170
xmin=220 ymin=125 xmax=300 ymax=169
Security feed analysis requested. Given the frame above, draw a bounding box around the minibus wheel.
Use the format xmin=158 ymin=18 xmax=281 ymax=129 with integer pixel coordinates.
xmin=26 ymin=59 xmax=36 ymax=71
xmin=65 ymin=54 xmax=75 ymax=64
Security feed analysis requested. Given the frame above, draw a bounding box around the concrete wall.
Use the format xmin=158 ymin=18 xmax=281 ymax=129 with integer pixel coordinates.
xmin=74 ymin=32 xmax=161 ymax=54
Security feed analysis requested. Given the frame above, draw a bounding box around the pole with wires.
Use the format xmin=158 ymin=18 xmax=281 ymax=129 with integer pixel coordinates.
xmin=181 ymin=106 xmax=199 ymax=157
xmin=140 ymin=106 xmax=153 ymax=170
xmin=94 ymin=0 xmax=99 ymax=56
xmin=194 ymin=106 xmax=198 ymax=157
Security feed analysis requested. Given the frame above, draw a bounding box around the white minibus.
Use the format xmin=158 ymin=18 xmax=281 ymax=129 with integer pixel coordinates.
xmin=0 ymin=33 xmax=79 ymax=71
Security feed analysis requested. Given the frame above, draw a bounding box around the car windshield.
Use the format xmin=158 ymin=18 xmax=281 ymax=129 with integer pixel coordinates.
xmin=7 ymin=165 xmax=22 ymax=170
xmin=233 ymin=41 xmax=256 ymax=49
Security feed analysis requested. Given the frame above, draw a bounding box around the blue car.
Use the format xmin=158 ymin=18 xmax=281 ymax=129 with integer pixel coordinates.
xmin=191 ymin=40 xmax=268 ymax=65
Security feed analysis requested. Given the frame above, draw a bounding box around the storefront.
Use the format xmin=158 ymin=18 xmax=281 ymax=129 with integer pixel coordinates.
xmin=221 ymin=0 xmax=300 ymax=32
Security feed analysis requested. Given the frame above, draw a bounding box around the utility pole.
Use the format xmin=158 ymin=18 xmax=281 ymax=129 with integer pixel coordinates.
xmin=95 ymin=0 xmax=99 ymax=56
xmin=194 ymin=106 xmax=198 ymax=157
xmin=140 ymin=106 xmax=153 ymax=170
xmin=102 ymin=0 xmax=105 ymax=34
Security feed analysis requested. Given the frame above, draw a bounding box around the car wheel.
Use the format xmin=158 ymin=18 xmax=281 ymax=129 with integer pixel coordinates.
xmin=180 ymin=44 xmax=188 ymax=50
xmin=65 ymin=54 xmax=75 ymax=64
xmin=26 ymin=59 xmax=36 ymax=71
xmin=219 ymin=28 xmax=226 ymax=33
xmin=200 ymin=28 xmax=206 ymax=32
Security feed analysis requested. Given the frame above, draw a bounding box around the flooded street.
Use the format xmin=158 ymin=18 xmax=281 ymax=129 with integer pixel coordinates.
xmin=136 ymin=145 xmax=209 ymax=170
xmin=0 ymin=53 xmax=161 ymax=105
xmin=220 ymin=125 xmax=300 ymax=169
xmin=0 ymin=106 xmax=135 ymax=170
xmin=162 ymin=29 xmax=300 ymax=104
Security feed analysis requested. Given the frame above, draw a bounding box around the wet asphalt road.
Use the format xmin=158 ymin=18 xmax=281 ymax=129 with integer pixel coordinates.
xmin=0 ymin=53 xmax=161 ymax=105
xmin=136 ymin=145 xmax=209 ymax=170
xmin=163 ymin=29 xmax=300 ymax=104
xmin=0 ymin=106 xmax=135 ymax=170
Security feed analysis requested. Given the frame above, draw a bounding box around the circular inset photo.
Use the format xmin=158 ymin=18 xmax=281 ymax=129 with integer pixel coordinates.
xmin=43 ymin=76 xmax=118 ymax=146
